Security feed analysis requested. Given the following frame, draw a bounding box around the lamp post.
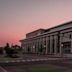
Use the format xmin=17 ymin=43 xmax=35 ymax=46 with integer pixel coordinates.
xmin=43 ymin=45 xmax=46 ymax=54
xmin=61 ymin=43 xmax=63 ymax=57
xmin=33 ymin=45 xmax=35 ymax=49
xmin=33 ymin=45 xmax=35 ymax=54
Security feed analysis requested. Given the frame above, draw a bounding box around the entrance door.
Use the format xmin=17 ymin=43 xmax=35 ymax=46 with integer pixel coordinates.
xmin=62 ymin=42 xmax=71 ymax=54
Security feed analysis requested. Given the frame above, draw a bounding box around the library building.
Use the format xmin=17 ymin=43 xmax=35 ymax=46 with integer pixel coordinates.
xmin=20 ymin=21 xmax=72 ymax=57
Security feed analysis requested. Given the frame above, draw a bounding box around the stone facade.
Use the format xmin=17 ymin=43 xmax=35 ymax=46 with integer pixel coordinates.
xmin=26 ymin=29 xmax=45 ymax=38
xmin=20 ymin=21 xmax=72 ymax=57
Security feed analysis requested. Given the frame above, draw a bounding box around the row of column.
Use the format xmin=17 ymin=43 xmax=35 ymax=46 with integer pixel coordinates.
xmin=23 ymin=34 xmax=62 ymax=55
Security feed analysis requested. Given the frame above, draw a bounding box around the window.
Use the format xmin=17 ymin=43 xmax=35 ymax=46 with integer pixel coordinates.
xmin=62 ymin=42 xmax=71 ymax=54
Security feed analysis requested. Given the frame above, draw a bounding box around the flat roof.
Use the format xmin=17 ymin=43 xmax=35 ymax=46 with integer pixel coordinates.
xmin=20 ymin=21 xmax=72 ymax=41
xmin=45 ymin=21 xmax=72 ymax=32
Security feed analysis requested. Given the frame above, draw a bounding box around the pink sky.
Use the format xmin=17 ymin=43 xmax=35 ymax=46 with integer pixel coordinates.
xmin=0 ymin=0 xmax=72 ymax=46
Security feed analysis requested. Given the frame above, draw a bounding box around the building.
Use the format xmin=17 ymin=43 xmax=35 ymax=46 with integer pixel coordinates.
xmin=20 ymin=21 xmax=72 ymax=57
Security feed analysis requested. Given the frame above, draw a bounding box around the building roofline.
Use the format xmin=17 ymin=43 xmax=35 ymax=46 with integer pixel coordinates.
xmin=20 ymin=21 xmax=72 ymax=41
xmin=26 ymin=28 xmax=45 ymax=35
xmin=45 ymin=21 xmax=72 ymax=32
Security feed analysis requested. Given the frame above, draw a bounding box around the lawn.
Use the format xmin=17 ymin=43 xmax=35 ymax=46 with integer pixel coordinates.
xmin=3 ymin=63 xmax=72 ymax=72
xmin=24 ymin=64 xmax=72 ymax=72
xmin=0 ymin=57 xmax=21 ymax=62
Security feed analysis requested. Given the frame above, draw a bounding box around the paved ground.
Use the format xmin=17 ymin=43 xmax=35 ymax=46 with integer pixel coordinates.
xmin=0 ymin=66 xmax=8 ymax=72
xmin=21 ymin=54 xmax=72 ymax=59
xmin=1 ymin=65 xmax=27 ymax=72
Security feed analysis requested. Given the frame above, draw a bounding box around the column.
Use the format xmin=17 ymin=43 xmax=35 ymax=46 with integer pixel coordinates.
xmin=71 ymin=40 xmax=72 ymax=53
xmin=32 ymin=41 xmax=34 ymax=53
xmin=56 ymin=33 xmax=60 ymax=54
xmin=30 ymin=42 xmax=32 ymax=53
xmin=32 ymin=41 xmax=35 ymax=53
xmin=50 ymin=36 xmax=52 ymax=54
xmin=69 ymin=32 xmax=72 ymax=53
xmin=60 ymin=34 xmax=63 ymax=55
xmin=48 ymin=37 xmax=50 ymax=54
xmin=54 ymin=35 xmax=57 ymax=54
xmin=51 ymin=36 xmax=55 ymax=54
xmin=35 ymin=40 xmax=38 ymax=54
xmin=45 ymin=36 xmax=48 ymax=54
xmin=37 ymin=39 xmax=40 ymax=54
xmin=36 ymin=40 xmax=39 ymax=54
xmin=43 ymin=37 xmax=46 ymax=54
xmin=25 ymin=44 xmax=26 ymax=53
xmin=39 ymin=38 xmax=43 ymax=54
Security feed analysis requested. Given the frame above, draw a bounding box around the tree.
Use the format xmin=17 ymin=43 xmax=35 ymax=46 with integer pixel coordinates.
xmin=4 ymin=43 xmax=10 ymax=56
xmin=0 ymin=47 xmax=3 ymax=54
xmin=4 ymin=43 xmax=18 ymax=57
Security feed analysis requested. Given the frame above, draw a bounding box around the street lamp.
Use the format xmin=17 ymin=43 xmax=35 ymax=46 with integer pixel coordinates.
xmin=61 ymin=43 xmax=64 ymax=57
xmin=33 ymin=45 xmax=35 ymax=53
xmin=33 ymin=45 xmax=35 ymax=49
xmin=43 ymin=45 xmax=46 ymax=48
xmin=43 ymin=45 xmax=46 ymax=54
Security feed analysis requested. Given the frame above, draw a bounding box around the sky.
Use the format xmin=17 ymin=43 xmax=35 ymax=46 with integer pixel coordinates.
xmin=0 ymin=0 xmax=72 ymax=46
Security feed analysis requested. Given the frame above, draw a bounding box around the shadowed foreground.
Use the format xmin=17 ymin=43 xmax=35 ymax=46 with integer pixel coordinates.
xmin=1 ymin=64 xmax=72 ymax=72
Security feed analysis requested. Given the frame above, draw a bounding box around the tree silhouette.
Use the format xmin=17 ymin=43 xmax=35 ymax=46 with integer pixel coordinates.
xmin=4 ymin=43 xmax=11 ymax=57
xmin=0 ymin=47 xmax=3 ymax=54
xmin=4 ymin=43 xmax=18 ymax=57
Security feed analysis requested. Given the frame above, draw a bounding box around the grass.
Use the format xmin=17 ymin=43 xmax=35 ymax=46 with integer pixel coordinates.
xmin=2 ymin=62 xmax=72 ymax=72
xmin=23 ymin=64 xmax=72 ymax=72
xmin=0 ymin=56 xmax=20 ymax=62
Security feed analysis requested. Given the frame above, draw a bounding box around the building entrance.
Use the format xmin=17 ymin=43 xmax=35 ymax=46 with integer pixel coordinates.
xmin=62 ymin=42 xmax=71 ymax=54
